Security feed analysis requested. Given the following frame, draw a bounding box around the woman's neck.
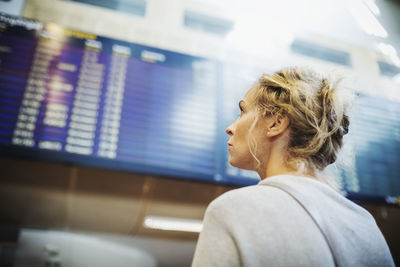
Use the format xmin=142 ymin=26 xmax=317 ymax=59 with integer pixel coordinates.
xmin=257 ymin=148 xmax=315 ymax=180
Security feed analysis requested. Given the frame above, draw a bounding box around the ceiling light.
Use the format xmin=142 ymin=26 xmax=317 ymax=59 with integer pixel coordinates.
xmin=378 ymin=43 xmax=400 ymax=67
xmin=349 ymin=0 xmax=387 ymax=38
xmin=143 ymin=216 xmax=203 ymax=233
xmin=363 ymin=0 xmax=380 ymax=16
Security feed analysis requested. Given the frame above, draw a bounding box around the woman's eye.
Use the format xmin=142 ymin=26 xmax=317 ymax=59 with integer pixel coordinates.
xmin=238 ymin=101 xmax=245 ymax=117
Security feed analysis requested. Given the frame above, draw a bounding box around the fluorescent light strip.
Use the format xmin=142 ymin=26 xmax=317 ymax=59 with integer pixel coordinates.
xmin=143 ymin=216 xmax=203 ymax=233
xmin=378 ymin=43 xmax=400 ymax=67
xmin=349 ymin=0 xmax=388 ymax=38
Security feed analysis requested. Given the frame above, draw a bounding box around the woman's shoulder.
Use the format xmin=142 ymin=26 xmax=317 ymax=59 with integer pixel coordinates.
xmin=209 ymin=174 xmax=338 ymax=210
xmin=207 ymin=174 xmax=375 ymax=223
xmin=262 ymin=175 xmax=375 ymax=218
xmin=211 ymin=183 xmax=286 ymax=204
xmin=205 ymin=182 xmax=295 ymax=219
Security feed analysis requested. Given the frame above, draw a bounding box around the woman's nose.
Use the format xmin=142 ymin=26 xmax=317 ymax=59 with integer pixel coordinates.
xmin=226 ymin=125 xmax=233 ymax=136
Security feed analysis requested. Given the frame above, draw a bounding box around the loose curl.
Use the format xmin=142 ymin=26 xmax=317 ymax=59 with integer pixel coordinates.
xmin=253 ymin=67 xmax=350 ymax=175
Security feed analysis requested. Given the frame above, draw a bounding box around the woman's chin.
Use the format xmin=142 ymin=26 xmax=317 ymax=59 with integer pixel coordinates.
xmin=228 ymin=157 xmax=239 ymax=168
xmin=229 ymin=157 xmax=253 ymax=171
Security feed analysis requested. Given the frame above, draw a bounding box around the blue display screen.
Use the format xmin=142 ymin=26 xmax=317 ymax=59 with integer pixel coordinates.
xmin=0 ymin=13 xmax=399 ymax=200
xmin=0 ymin=13 xmax=222 ymax=183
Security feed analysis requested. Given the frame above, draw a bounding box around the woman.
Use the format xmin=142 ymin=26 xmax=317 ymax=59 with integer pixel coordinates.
xmin=192 ymin=67 xmax=394 ymax=267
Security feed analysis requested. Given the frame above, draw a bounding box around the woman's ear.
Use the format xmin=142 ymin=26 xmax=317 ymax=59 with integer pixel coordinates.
xmin=266 ymin=114 xmax=290 ymax=137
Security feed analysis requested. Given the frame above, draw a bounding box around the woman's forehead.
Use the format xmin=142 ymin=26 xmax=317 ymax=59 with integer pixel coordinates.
xmin=243 ymin=84 xmax=259 ymax=104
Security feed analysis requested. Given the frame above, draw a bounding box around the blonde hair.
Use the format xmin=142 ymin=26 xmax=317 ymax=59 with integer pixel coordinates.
xmin=253 ymin=67 xmax=350 ymax=176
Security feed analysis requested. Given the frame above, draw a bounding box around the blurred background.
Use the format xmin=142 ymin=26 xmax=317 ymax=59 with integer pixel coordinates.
xmin=0 ymin=0 xmax=399 ymax=266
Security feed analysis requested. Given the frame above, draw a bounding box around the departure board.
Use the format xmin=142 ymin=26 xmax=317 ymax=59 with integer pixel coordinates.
xmin=0 ymin=13 xmax=220 ymax=181
xmin=319 ymin=94 xmax=400 ymax=197
xmin=350 ymin=95 xmax=400 ymax=196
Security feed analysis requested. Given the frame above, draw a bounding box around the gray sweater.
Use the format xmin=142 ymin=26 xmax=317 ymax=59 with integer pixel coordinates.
xmin=192 ymin=175 xmax=394 ymax=267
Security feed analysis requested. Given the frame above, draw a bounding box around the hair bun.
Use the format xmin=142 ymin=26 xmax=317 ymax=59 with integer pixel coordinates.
xmin=256 ymin=67 xmax=351 ymax=171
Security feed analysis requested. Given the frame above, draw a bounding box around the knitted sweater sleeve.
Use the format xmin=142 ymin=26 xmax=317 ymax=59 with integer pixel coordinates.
xmin=191 ymin=199 xmax=241 ymax=267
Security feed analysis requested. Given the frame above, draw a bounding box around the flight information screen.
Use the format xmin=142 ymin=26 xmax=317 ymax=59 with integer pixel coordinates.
xmin=0 ymin=13 xmax=399 ymax=200
xmin=0 ymin=13 xmax=220 ymax=181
